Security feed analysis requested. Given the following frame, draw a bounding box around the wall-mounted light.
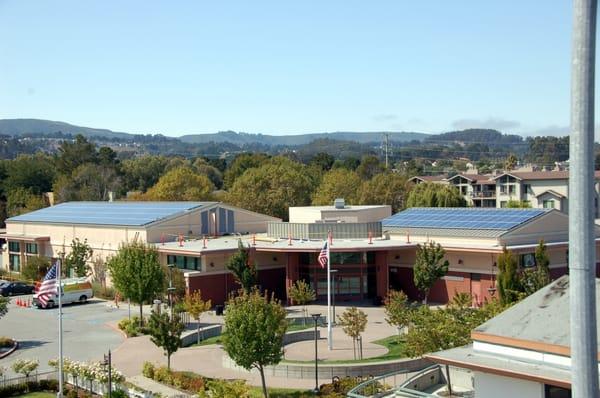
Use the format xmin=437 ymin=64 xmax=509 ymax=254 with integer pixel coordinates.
xmin=394 ymin=255 xmax=400 ymax=260
xmin=273 ymin=256 xmax=278 ymax=262
xmin=210 ymin=262 xmax=215 ymax=268
xmin=458 ymin=259 xmax=463 ymax=265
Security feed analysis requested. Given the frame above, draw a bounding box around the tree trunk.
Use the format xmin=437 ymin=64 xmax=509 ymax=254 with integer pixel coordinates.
xmin=197 ymin=322 xmax=201 ymax=345
xmin=352 ymin=337 xmax=356 ymax=360
xmin=258 ymin=364 xmax=269 ymax=398
xmin=422 ymin=290 xmax=429 ymax=305
xmin=167 ymin=353 xmax=171 ymax=371
xmin=139 ymin=303 xmax=144 ymax=327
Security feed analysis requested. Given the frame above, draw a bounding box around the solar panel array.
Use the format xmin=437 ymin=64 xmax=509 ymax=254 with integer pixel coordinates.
xmin=382 ymin=208 xmax=548 ymax=231
xmin=9 ymin=202 xmax=212 ymax=226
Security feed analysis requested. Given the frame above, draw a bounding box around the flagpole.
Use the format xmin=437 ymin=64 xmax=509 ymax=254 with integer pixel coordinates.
xmin=327 ymin=232 xmax=333 ymax=351
xmin=57 ymin=259 xmax=64 ymax=398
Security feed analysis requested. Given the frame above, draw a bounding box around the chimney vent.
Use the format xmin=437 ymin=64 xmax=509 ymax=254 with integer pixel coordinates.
xmin=334 ymin=198 xmax=345 ymax=209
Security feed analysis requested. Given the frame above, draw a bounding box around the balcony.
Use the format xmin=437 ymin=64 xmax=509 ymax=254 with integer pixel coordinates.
xmin=470 ymin=191 xmax=496 ymax=199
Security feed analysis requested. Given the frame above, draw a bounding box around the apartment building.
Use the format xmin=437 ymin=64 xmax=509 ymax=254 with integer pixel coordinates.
xmin=411 ymin=168 xmax=600 ymax=215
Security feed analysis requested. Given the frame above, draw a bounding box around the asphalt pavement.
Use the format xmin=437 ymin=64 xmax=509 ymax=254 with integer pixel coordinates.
xmin=0 ymin=296 xmax=127 ymax=377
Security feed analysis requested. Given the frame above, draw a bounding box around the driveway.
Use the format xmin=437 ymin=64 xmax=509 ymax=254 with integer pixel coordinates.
xmin=0 ymin=296 xmax=127 ymax=377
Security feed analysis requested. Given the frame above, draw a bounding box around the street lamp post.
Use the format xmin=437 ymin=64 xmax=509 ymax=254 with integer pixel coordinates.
xmin=103 ymin=350 xmax=112 ymax=398
xmin=311 ymin=313 xmax=321 ymax=395
xmin=167 ymin=264 xmax=176 ymax=319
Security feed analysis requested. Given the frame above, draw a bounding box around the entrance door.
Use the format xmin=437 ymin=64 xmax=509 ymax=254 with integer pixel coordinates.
xmin=470 ymin=273 xmax=482 ymax=307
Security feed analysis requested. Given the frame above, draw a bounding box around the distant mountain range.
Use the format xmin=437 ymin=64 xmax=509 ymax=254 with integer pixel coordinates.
xmin=0 ymin=118 xmax=428 ymax=145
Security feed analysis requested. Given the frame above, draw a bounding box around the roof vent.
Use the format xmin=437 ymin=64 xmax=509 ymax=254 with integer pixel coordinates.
xmin=334 ymin=198 xmax=345 ymax=209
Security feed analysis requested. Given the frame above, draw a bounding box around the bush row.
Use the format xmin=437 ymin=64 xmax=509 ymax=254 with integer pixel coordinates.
xmin=0 ymin=379 xmax=58 ymax=397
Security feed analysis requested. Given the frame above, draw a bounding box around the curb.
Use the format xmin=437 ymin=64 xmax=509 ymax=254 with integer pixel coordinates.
xmin=0 ymin=340 xmax=19 ymax=359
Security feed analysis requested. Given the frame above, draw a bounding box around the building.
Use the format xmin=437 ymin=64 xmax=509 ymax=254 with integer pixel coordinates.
xmin=410 ymin=169 xmax=600 ymax=215
xmin=1 ymin=201 xmax=279 ymax=274
xmin=160 ymin=205 xmax=588 ymax=306
xmin=425 ymin=276 xmax=589 ymax=397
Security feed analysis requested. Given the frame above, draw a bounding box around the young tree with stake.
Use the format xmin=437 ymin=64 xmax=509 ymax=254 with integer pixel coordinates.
xmin=183 ymin=291 xmax=212 ymax=344
xmin=413 ymin=241 xmax=449 ymax=304
xmin=147 ymin=311 xmax=184 ymax=370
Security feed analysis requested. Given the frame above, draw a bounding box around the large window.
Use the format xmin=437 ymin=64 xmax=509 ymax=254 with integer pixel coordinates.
xmin=9 ymin=254 xmax=20 ymax=272
xmin=8 ymin=241 xmax=20 ymax=252
xmin=26 ymin=243 xmax=38 ymax=254
xmin=167 ymin=255 xmax=200 ymax=271
xmin=543 ymin=200 xmax=555 ymax=209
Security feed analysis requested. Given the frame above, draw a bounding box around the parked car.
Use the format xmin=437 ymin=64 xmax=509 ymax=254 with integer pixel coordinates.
xmin=0 ymin=281 xmax=35 ymax=296
xmin=33 ymin=278 xmax=93 ymax=309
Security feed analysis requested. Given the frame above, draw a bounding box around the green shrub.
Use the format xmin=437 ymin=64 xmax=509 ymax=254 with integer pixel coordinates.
xmin=66 ymin=388 xmax=78 ymax=398
xmin=0 ymin=336 xmax=14 ymax=348
xmin=117 ymin=316 xmax=149 ymax=337
xmin=105 ymin=389 xmax=127 ymax=398
xmin=0 ymin=379 xmax=59 ymax=397
xmin=142 ymin=361 xmax=155 ymax=379
xmin=92 ymin=282 xmax=116 ymax=300
xmin=199 ymin=379 xmax=250 ymax=398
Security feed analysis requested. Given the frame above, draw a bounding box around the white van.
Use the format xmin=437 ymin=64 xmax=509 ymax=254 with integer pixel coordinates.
xmin=33 ymin=278 xmax=94 ymax=309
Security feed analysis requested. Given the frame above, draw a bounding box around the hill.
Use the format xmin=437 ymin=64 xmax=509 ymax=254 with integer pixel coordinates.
xmin=179 ymin=130 xmax=428 ymax=145
xmin=0 ymin=118 xmax=133 ymax=139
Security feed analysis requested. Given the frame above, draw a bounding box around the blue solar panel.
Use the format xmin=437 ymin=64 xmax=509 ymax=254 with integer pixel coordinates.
xmin=381 ymin=208 xmax=548 ymax=231
xmin=8 ymin=202 xmax=213 ymax=226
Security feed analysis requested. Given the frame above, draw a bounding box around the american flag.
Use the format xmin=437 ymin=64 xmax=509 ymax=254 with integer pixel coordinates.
xmin=37 ymin=262 xmax=59 ymax=306
xmin=318 ymin=241 xmax=328 ymax=268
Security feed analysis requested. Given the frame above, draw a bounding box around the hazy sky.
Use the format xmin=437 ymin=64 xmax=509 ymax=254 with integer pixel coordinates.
xmin=0 ymin=1 xmax=585 ymax=137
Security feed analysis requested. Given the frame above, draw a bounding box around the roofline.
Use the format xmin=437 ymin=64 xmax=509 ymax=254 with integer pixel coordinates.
xmin=470 ymin=331 xmax=577 ymax=358
xmin=143 ymin=202 xmax=217 ymax=227
xmin=535 ymin=189 xmax=566 ymax=199
xmin=492 ymin=172 xmax=522 ymax=181
xmin=425 ymin=352 xmax=571 ymax=389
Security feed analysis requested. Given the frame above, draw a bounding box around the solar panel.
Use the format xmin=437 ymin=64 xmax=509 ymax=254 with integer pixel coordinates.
xmin=381 ymin=208 xmax=547 ymax=231
xmin=8 ymin=201 xmax=213 ymax=226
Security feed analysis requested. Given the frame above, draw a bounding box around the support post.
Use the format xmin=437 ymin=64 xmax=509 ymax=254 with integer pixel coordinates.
xmin=570 ymin=1 xmax=599 ymax=397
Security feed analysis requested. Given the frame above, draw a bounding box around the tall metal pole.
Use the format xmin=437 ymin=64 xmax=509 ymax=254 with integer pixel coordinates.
xmin=327 ymin=235 xmax=332 ymax=350
xmin=57 ymin=259 xmax=64 ymax=398
xmin=570 ymin=1 xmax=599 ymax=396
xmin=108 ymin=350 xmax=112 ymax=398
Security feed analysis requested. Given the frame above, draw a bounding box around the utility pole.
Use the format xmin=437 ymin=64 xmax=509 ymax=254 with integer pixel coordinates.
xmin=383 ymin=133 xmax=390 ymax=169
xmin=570 ymin=1 xmax=599 ymax=397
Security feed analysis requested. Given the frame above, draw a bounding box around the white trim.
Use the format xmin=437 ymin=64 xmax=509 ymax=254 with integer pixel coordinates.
xmin=473 ymin=341 xmax=574 ymax=369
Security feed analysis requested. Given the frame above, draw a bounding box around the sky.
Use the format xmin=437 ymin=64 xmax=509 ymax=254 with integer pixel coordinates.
xmin=0 ymin=1 xmax=585 ymax=137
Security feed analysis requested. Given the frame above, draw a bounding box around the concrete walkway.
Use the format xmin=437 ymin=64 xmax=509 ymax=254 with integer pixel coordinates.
xmin=128 ymin=375 xmax=193 ymax=398
xmin=111 ymin=304 xmax=400 ymax=390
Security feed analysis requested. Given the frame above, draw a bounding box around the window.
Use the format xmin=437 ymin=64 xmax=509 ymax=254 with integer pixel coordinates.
xmin=524 ymin=184 xmax=532 ymax=194
xmin=543 ymin=200 xmax=555 ymax=209
xmin=544 ymin=385 xmax=571 ymax=398
xmin=167 ymin=255 xmax=199 ymax=271
xmin=520 ymin=253 xmax=536 ymax=268
xmin=8 ymin=241 xmax=20 ymax=252
xmin=508 ymin=185 xmax=516 ymax=195
xmin=26 ymin=243 xmax=38 ymax=254
xmin=9 ymin=254 xmax=20 ymax=272
xmin=500 ymin=201 xmax=507 ymax=208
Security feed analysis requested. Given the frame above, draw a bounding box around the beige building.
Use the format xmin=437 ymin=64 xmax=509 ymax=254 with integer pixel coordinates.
xmin=1 ymin=201 xmax=279 ymax=274
xmin=411 ymin=169 xmax=600 ymax=215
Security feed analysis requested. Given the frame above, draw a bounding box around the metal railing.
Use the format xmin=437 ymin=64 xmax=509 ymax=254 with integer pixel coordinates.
xmin=0 ymin=370 xmax=57 ymax=389
xmin=346 ymin=367 xmax=430 ymax=398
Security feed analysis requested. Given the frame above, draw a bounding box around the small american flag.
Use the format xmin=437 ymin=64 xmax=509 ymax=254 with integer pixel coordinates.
xmin=318 ymin=241 xmax=328 ymax=268
xmin=37 ymin=262 xmax=59 ymax=306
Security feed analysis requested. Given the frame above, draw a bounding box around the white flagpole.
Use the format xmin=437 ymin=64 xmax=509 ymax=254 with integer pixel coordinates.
xmin=57 ymin=259 xmax=64 ymax=398
xmin=327 ymin=233 xmax=333 ymax=351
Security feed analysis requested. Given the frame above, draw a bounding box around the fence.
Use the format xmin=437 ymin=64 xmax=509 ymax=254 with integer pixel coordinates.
xmin=0 ymin=370 xmax=58 ymax=389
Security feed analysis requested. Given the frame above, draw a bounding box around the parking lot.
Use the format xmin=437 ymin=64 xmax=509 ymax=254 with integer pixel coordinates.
xmin=0 ymin=296 xmax=128 ymax=377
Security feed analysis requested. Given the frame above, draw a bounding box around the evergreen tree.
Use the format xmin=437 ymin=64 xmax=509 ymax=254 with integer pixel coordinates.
xmin=226 ymin=240 xmax=258 ymax=293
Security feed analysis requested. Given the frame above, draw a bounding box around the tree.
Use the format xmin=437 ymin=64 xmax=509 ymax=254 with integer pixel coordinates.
xmin=108 ymin=241 xmax=165 ymax=326
xmin=92 ymin=255 xmax=108 ymax=290
xmin=56 ymin=134 xmax=98 ymax=175
xmin=356 ymin=155 xmax=384 ymax=180
xmin=406 ymin=183 xmax=466 ymax=208
xmin=226 ymin=240 xmax=257 ymax=292
xmin=223 ymin=153 xmax=271 ymax=189
xmin=337 ymin=307 xmax=368 ymax=360
xmin=312 ymin=169 xmax=362 ymax=205
xmin=65 ymin=238 xmax=93 ymax=277
xmin=21 ymin=256 xmax=51 ymax=282
xmin=0 ymin=297 xmax=8 ymax=319
xmin=3 ymin=154 xmax=56 ymax=195
xmin=497 ymin=246 xmax=521 ymax=305
xmin=504 ymin=154 xmax=518 ymax=171
xmin=6 ymin=187 xmax=46 ymax=217
xmin=309 ymin=152 xmax=335 ymax=171
xmin=143 ymin=166 xmax=214 ymax=201
xmin=147 ymin=310 xmax=184 ymax=370
xmin=505 ymin=199 xmax=531 ymax=208
xmin=384 ymin=290 xmax=414 ymax=341
xmin=183 ymin=291 xmax=212 ymax=344
xmin=193 ymin=158 xmax=224 ymax=189
xmin=520 ymin=240 xmax=551 ymax=295
xmin=223 ymin=289 xmax=288 ymax=398
xmin=226 ymin=157 xmax=315 ymax=220
xmin=121 ymin=155 xmax=168 ymax=192
xmin=53 ymin=164 xmax=121 ymax=202
xmin=413 ymin=242 xmax=449 ymax=303
xmin=287 ymin=280 xmax=316 ymax=325
xmin=359 ymin=173 xmax=408 ymax=213
xmin=11 ymin=359 xmax=39 ymax=378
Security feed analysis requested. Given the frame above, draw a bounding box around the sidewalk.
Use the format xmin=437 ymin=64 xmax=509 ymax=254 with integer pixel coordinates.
xmin=128 ymin=375 xmax=193 ymax=398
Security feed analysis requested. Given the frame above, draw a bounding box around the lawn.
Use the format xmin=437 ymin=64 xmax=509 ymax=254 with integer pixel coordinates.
xmin=283 ymin=335 xmax=407 ymax=364
xmin=15 ymin=393 xmax=56 ymax=398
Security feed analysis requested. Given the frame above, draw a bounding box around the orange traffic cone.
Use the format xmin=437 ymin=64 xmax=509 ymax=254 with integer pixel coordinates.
xmin=16 ymin=298 xmax=21 ymax=307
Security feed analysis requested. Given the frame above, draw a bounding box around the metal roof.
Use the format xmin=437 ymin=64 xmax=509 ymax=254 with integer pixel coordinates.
xmin=7 ymin=201 xmax=215 ymax=227
xmin=382 ymin=207 xmax=548 ymax=232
